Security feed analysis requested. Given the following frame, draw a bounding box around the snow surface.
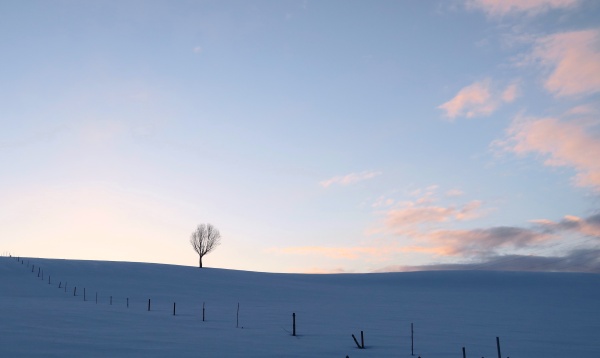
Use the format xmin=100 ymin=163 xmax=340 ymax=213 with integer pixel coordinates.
xmin=1 ymin=257 xmax=599 ymax=357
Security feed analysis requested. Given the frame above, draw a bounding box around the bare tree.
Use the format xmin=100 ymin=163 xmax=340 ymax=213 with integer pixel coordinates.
xmin=190 ymin=223 xmax=221 ymax=268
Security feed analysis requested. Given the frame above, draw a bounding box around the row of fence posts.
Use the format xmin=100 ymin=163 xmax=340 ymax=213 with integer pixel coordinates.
xmin=8 ymin=256 xmax=510 ymax=357
xmin=11 ymin=256 xmax=240 ymax=326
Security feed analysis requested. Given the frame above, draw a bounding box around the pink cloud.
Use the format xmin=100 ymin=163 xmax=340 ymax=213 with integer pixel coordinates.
xmin=530 ymin=29 xmax=600 ymax=97
xmin=467 ymin=0 xmax=579 ymax=16
xmin=446 ymin=189 xmax=464 ymax=197
xmin=320 ymin=171 xmax=382 ymax=188
xmin=439 ymin=79 xmax=520 ymax=119
xmin=385 ymin=200 xmax=483 ymax=234
xmin=499 ymin=114 xmax=600 ymax=191
xmin=372 ymin=196 xmax=395 ymax=208
xmin=501 ymin=82 xmax=520 ymax=102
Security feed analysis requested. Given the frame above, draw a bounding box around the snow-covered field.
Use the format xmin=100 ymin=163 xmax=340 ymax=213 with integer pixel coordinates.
xmin=1 ymin=257 xmax=599 ymax=357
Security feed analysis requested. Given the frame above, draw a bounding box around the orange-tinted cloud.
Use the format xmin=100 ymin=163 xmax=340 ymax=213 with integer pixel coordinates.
xmin=385 ymin=200 xmax=482 ymax=234
xmin=499 ymin=114 xmax=600 ymax=191
xmin=320 ymin=170 xmax=382 ymax=188
xmin=530 ymin=29 xmax=600 ymax=97
xmin=439 ymin=79 xmax=519 ymax=119
xmin=467 ymin=0 xmax=579 ymax=16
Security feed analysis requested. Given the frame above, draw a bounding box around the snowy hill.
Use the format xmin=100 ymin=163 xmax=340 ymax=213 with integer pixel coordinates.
xmin=1 ymin=257 xmax=599 ymax=357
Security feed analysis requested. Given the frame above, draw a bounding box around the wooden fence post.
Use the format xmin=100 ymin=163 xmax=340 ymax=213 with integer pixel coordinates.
xmin=173 ymin=302 xmax=176 ymax=316
xmin=462 ymin=346 xmax=466 ymax=358
xmin=148 ymin=299 xmax=151 ymax=311
xmin=361 ymin=331 xmax=364 ymax=348
xmin=411 ymin=323 xmax=414 ymax=356
xmin=292 ymin=312 xmax=296 ymax=336
xmin=496 ymin=337 xmax=501 ymax=358
xmin=127 ymin=298 xmax=129 ymax=308
xmin=352 ymin=334 xmax=362 ymax=349
xmin=73 ymin=286 xmax=76 ymax=296
xmin=236 ymin=303 xmax=240 ymax=328
xmin=203 ymin=302 xmax=205 ymax=321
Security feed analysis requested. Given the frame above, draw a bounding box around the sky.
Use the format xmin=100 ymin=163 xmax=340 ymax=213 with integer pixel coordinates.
xmin=1 ymin=0 xmax=599 ymax=274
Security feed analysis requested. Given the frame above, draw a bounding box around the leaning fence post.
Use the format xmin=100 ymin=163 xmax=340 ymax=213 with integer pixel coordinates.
xmin=361 ymin=331 xmax=364 ymax=348
xmin=352 ymin=334 xmax=362 ymax=349
xmin=462 ymin=346 xmax=466 ymax=358
xmin=496 ymin=337 xmax=502 ymax=358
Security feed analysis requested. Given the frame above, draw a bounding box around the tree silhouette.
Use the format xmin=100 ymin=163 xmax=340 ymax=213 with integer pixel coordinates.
xmin=190 ymin=223 xmax=221 ymax=268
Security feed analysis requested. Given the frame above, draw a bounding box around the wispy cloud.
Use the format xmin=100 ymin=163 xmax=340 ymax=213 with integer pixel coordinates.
xmin=271 ymin=244 xmax=449 ymax=261
xmin=501 ymin=82 xmax=520 ymax=102
xmin=385 ymin=200 xmax=483 ymax=234
xmin=446 ymin=189 xmax=464 ymax=197
xmin=372 ymin=196 xmax=395 ymax=208
xmin=496 ymin=113 xmax=600 ymax=191
xmin=467 ymin=0 xmax=580 ymax=17
xmin=320 ymin=171 xmax=382 ymax=188
xmin=273 ymin=246 xmax=383 ymax=260
xmin=528 ymin=29 xmax=600 ymax=97
xmin=438 ymin=79 xmax=520 ymax=119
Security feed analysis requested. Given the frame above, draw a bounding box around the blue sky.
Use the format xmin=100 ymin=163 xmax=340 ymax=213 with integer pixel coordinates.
xmin=2 ymin=0 xmax=599 ymax=273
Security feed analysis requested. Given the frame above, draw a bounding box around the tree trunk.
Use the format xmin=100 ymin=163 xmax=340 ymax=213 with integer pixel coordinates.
xmin=199 ymin=255 xmax=203 ymax=268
